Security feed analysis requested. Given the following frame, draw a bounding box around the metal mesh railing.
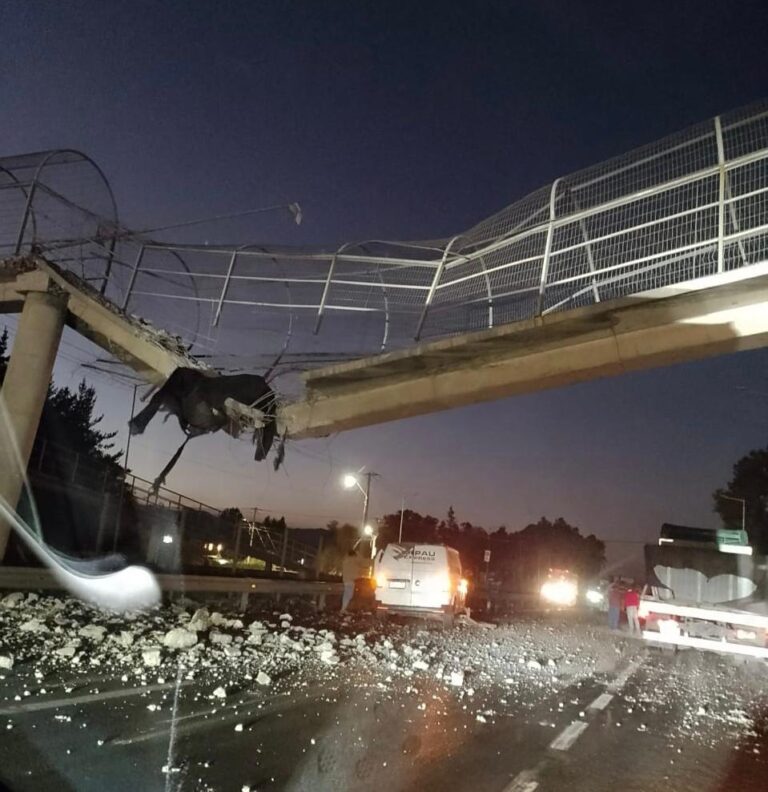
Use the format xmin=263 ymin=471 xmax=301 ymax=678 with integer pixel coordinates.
xmin=27 ymin=439 xmax=317 ymax=568
xmin=1 ymin=101 xmax=767 ymax=372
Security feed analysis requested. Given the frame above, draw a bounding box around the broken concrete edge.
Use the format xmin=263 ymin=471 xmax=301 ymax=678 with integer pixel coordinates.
xmin=1 ymin=255 xmax=204 ymax=384
xmin=39 ymin=257 xmax=207 ymax=378
xmin=0 ymin=256 xmax=274 ymax=435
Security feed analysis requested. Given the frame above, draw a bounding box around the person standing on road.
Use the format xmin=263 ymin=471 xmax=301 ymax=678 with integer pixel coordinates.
xmin=625 ymin=586 xmax=641 ymax=635
xmin=607 ymin=578 xmax=621 ymax=630
xmin=341 ymin=549 xmax=358 ymax=612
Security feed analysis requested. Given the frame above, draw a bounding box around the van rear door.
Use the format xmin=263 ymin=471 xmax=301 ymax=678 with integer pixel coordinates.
xmin=379 ymin=545 xmax=413 ymax=608
xmin=409 ymin=546 xmax=443 ymax=609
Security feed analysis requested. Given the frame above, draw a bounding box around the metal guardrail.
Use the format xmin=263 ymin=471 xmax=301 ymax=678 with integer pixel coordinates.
xmin=0 ymin=566 xmax=342 ymax=609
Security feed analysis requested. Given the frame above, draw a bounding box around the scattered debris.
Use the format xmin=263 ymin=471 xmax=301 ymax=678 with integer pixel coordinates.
xmin=142 ymin=648 xmax=162 ymax=667
xmin=163 ymin=628 xmax=198 ymax=650
xmin=256 ymin=671 xmax=272 ymax=686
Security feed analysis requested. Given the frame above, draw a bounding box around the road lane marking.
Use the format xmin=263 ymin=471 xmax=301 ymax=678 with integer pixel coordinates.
xmin=501 ymin=650 xmax=647 ymax=788
xmin=549 ymin=719 xmax=589 ymax=751
xmin=607 ymin=655 xmax=645 ymax=693
xmin=112 ymin=688 xmax=328 ymax=745
xmin=588 ymin=692 xmax=614 ymax=711
xmin=0 ymin=680 xmax=191 ymax=716
xmin=503 ymin=769 xmax=539 ymax=792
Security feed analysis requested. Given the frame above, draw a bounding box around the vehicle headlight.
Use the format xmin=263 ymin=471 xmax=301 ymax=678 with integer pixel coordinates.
xmin=540 ymin=580 xmax=577 ymax=606
xmin=586 ymin=589 xmax=603 ymax=604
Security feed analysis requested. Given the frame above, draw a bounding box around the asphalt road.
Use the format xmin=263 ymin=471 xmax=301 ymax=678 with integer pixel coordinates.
xmin=1 ymin=621 xmax=767 ymax=792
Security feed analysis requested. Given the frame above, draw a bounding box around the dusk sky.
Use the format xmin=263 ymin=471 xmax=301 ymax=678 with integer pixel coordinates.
xmin=2 ymin=1 xmax=767 ymax=565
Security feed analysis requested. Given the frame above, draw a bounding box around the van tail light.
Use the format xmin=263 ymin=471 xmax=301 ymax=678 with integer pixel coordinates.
xmin=458 ymin=578 xmax=468 ymax=595
xmin=375 ymin=573 xmax=387 ymax=588
xmin=424 ymin=575 xmax=451 ymax=593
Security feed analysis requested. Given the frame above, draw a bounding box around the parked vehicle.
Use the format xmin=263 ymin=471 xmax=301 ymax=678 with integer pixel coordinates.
xmin=640 ymin=523 xmax=768 ymax=658
xmin=540 ymin=567 xmax=579 ymax=608
xmin=373 ymin=543 xmax=468 ymax=624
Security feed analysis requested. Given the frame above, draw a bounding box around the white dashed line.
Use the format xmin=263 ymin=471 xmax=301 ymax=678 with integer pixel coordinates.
xmin=588 ymin=692 xmax=614 ymax=711
xmin=549 ymin=719 xmax=589 ymax=751
xmin=0 ymin=680 xmax=190 ymax=716
xmin=607 ymin=655 xmax=645 ymax=693
xmin=503 ymin=768 xmax=539 ymax=792
xmin=502 ymin=652 xmax=647 ymax=787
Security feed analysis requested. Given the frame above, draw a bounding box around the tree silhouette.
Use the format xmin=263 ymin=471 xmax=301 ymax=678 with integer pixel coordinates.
xmin=377 ymin=507 xmax=605 ymax=588
xmin=2 ymin=328 xmax=120 ymax=475
xmin=41 ymin=380 xmax=121 ymax=468
xmin=713 ymin=446 xmax=768 ymax=552
xmin=220 ymin=507 xmax=245 ymax=524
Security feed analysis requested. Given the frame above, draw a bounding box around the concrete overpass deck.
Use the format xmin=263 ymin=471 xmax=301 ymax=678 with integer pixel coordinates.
xmin=280 ymin=262 xmax=768 ymax=438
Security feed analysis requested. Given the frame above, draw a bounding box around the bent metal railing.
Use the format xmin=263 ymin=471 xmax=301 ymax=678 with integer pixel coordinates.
xmin=1 ymin=101 xmax=767 ymax=362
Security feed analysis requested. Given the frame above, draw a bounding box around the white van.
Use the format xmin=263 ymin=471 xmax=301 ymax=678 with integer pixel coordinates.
xmin=373 ymin=543 xmax=467 ymax=623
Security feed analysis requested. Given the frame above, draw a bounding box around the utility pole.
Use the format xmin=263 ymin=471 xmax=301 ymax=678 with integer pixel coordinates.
xmin=360 ymin=472 xmax=379 ymax=559
xmin=361 ymin=472 xmax=378 ymax=531
xmin=398 ymin=495 xmax=405 ymax=543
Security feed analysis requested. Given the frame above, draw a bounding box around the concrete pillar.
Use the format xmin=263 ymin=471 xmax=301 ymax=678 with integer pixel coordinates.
xmin=0 ymin=289 xmax=67 ymax=560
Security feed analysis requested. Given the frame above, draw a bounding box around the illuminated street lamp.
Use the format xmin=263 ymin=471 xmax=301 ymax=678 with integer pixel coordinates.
xmin=341 ymin=471 xmax=379 ymax=557
xmin=343 ymin=473 xmax=363 ymax=492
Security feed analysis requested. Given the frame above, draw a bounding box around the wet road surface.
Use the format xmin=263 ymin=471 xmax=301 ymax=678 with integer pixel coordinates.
xmin=2 ymin=596 xmax=767 ymax=792
xmin=2 ymin=637 xmax=767 ymax=791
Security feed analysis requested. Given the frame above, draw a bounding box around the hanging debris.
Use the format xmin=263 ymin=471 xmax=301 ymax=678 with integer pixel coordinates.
xmin=129 ymin=367 xmax=279 ymax=488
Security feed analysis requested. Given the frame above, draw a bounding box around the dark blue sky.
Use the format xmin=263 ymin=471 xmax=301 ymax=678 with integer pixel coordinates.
xmin=2 ymin=1 xmax=767 ymax=557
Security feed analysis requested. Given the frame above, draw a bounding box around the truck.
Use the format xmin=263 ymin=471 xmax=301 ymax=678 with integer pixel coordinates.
xmin=639 ymin=523 xmax=768 ymax=658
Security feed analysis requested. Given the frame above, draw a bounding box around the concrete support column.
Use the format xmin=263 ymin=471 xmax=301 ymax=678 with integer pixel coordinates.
xmin=0 ymin=288 xmax=67 ymax=560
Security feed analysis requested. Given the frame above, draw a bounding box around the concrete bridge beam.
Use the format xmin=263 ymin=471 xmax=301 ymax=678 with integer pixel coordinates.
xmin=280 ymin=264 xmax=768 ymax=439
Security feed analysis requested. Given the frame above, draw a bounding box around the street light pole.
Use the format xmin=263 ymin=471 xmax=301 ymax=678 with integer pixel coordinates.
xmin=342 ymin=471 xmax=379 ymax=558
xmin=361 ymin=472 xmax=376 ymax=532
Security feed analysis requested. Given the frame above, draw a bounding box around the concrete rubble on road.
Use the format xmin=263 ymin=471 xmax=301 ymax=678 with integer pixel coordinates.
xmin=0 ymin=592 xmax=623 ymax=700
xmin=3 ymin=589 xmax=765 ymax=760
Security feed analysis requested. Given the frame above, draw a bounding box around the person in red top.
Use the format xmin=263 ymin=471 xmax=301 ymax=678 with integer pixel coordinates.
xmin=624 ymin=587 xmax=641 ymax=636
